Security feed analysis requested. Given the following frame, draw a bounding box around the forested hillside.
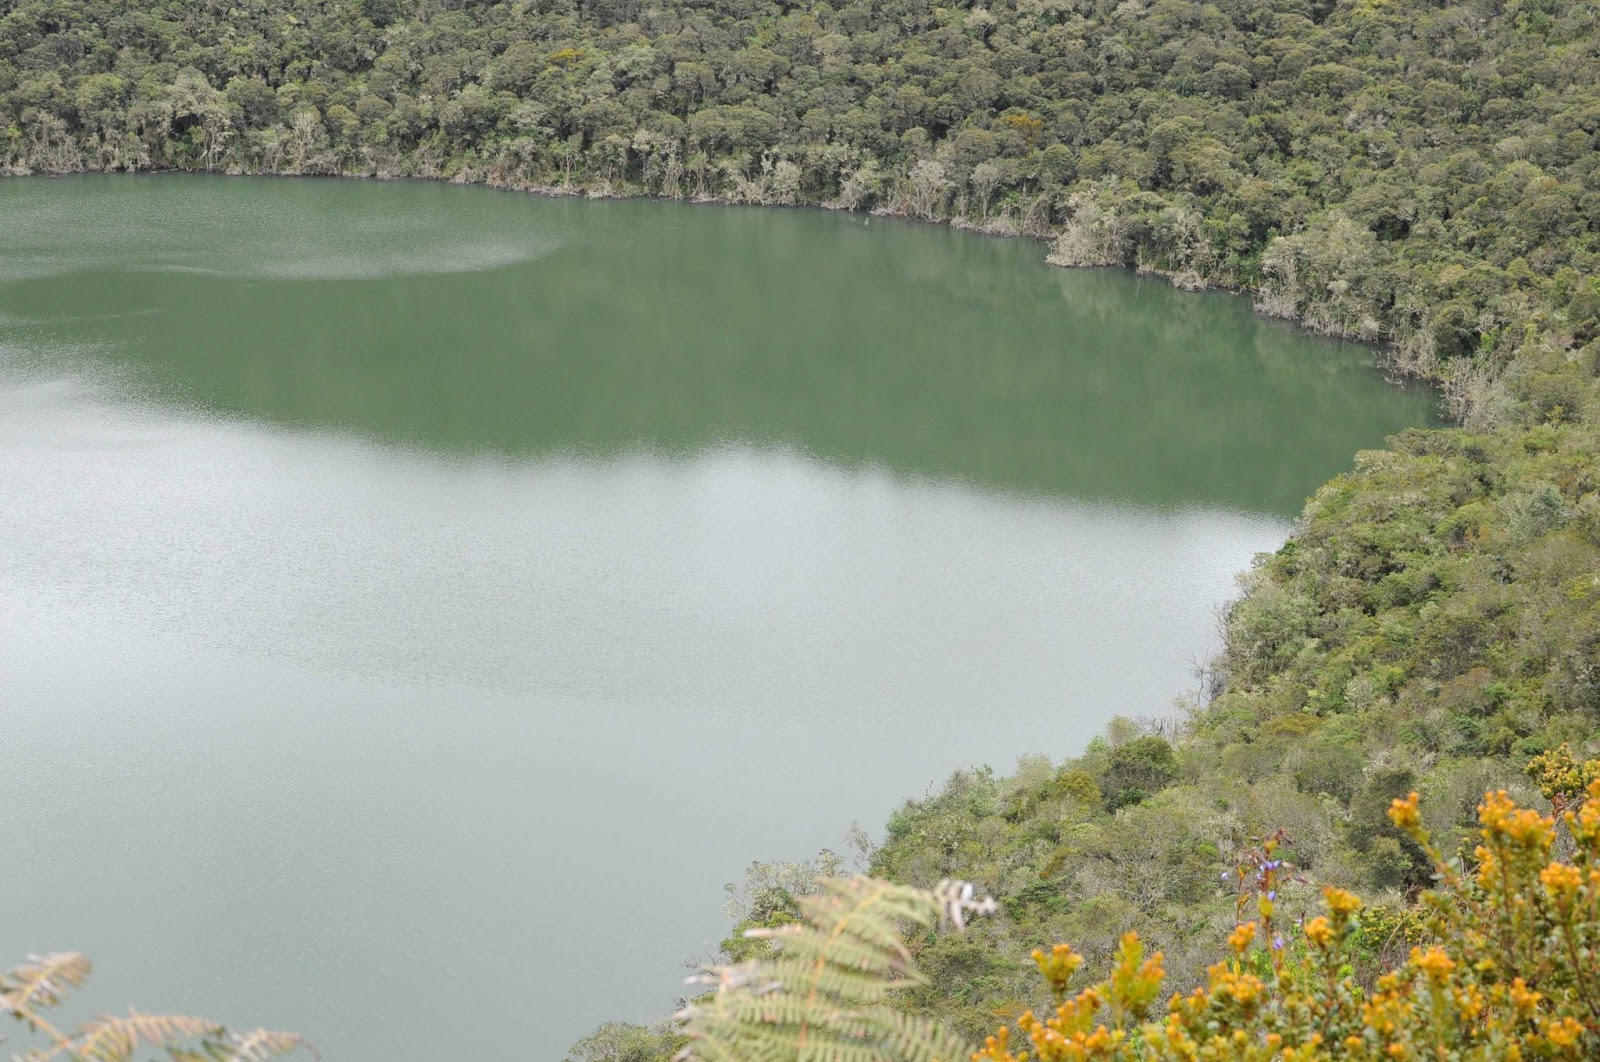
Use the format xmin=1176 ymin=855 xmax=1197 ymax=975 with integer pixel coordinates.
xmin=668 ymin=397 xmax=1600 ymax=1047
xmin=861 ymin=421 xmax=1600 ymax=1040
xmin=7 ymin=0 xmax=1600 ymax=1057
xmin=4 ymin=0 xmax=1599 ymax=404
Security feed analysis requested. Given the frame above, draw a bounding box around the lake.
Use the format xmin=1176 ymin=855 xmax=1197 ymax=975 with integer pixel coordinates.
xmin=0 ymin=175 xmax=1436 ymax=1059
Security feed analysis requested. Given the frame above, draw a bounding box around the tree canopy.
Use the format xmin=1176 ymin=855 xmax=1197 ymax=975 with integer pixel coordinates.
xmin=4 ymin=0 xmax=1599 ymax=413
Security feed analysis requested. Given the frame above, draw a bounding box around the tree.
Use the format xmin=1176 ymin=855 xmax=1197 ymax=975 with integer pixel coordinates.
xmin=1100 ymin=735 xmax=1178 ymax=810
xmin=969 ymin=159 xmax=1002 ymax=220
xmin=906 ymin=159 xmax=951 ymax=219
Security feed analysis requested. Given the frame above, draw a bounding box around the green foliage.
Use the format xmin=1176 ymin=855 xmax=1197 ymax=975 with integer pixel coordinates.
xmin=719 ymin=850 xmax=851 ymax=963
xmin=853 ymin=422 xmax=1600 ymax=1028
xmin=564 ymin=1021 xmax=685 ymax=1062
xmin=676 ymin=877 xmax=994 ymax=1062
xmin=680 ymin=768 xmax=1600 ymax=1061
xmin=1100 ymin=736 xmax=1178 ymax=811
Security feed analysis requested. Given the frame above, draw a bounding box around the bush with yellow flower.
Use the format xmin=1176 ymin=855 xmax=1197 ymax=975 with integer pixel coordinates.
xmin=971 ymin=749 xmax=1600 ymax=1061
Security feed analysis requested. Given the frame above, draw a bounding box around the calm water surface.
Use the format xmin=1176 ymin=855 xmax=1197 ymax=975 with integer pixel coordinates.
xmin=0 ymin=176 xmax=1437 ymax=1059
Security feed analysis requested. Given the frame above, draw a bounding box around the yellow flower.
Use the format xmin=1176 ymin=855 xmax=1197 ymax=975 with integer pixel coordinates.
xmin=1541 ymin=861 xmax=1582 ymax=900
xmin=970 ymin=763 xmax=1600 ymax=1062
xmin=1323 ymin=886 xmax=1362 ymax=922
xmin=1228 ymin=974 xmax=1262 ymax=1007
xmin=1030 ymin=943 xmax=1083 ymax=998
xmin=1573 ymin=796 xmax=1600 ymax=841
xmin=973 ymin=1024 xmax=1023 ymax=1062
xmin=1544 ymin=1015 xmax=1583 ymax=1048
xmin=1411 ymin=946 xmax=1456 ymax=984
xmin=1479 ymin=790 xmax=1554 ymax=850
xmin=1388 ymin=792 xmax=1423 ymax=832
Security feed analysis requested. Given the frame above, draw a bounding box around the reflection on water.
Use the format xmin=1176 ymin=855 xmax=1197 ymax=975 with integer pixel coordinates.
xmin=0 ymin=175 xmax=1436 ymax=514
xmin=4 ymin=371 xmax=1283 ymax=701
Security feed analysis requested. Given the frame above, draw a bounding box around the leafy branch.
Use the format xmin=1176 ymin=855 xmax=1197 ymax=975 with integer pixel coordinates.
xmin=676 ymin=876 xmax=994 ymax=1062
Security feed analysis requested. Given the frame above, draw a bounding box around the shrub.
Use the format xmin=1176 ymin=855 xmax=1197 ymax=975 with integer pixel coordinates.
xmin=971 ymin=765 xmax=1600 ymax=1060
xmin=680 ymin=757 xmax=1600 ymax=1061
xmin=1101 ymin=737 xmax=1179 ymax=811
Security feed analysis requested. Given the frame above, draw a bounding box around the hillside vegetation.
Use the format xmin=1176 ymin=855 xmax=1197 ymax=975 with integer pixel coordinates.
xmin=670 ymin=760 xmax=1600 ymax=1060
xmin=5 ymin=0 xmax=1600 ymax=402
xmin=7 ymin=0 xmax=1600 ymax=1057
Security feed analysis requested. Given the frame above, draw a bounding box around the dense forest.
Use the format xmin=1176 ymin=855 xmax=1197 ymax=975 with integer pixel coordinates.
xmin=6 ymin=0 xmax=1600 ymax=1058
xmin=5 ymin=0 xmax=1600 ymax=403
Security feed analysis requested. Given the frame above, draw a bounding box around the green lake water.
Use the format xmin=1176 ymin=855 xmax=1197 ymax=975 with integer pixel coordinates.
xmin=0 ymin=175 xmax=1437 ymax=1059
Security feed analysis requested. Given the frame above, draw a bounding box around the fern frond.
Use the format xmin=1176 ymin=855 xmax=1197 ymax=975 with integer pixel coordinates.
xmin=1 ymin=953 xmax=92 ymax=1014
xmin=874 ymin=1011 xmax=974 ymax=1062
xmin=758 ymin=934 xmax=912 ymax=976
xmin=2 ymin=954 xmax=312 ymax=1062
xmin=220 ymin=1023 xmax=320 ymax=1055
xmin=139 ymin=1027 xmax=319 ymax=1062
xmin=677 ymin=875 xmax=992 ymax=1062
xmin=20 ymin=1010 xmax=222 ymax=1062
xmin=753 ymin=957 xmax=915 ymax=1002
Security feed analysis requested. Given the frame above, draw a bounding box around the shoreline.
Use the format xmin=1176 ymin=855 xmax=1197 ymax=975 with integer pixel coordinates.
xmin=3 ymin=164 xmax=1441 ymax=404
